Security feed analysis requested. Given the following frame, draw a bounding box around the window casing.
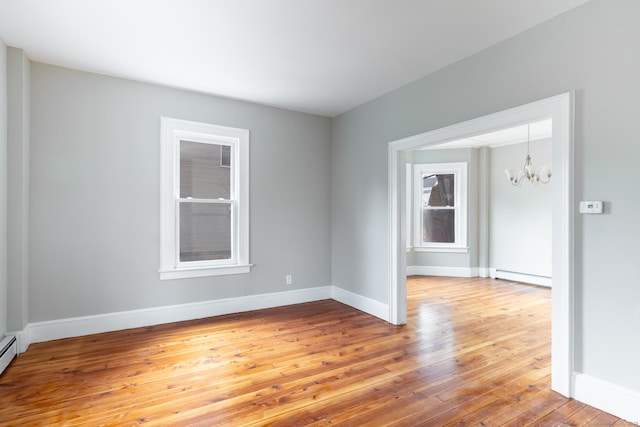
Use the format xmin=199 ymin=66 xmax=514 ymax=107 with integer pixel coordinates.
xmin=413 ymin=162 xmax=468 ymax=253
xmin=406 ymin=163 xmax=413 ymax=251
xmin=160 ymin=117 xmax=250 ymax=279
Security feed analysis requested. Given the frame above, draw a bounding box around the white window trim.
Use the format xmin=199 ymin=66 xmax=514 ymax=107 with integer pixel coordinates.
xmin=413 ymin=162 xmax=468 ymax=253
xmin=159 ymin=117 xmax=251 ymax=279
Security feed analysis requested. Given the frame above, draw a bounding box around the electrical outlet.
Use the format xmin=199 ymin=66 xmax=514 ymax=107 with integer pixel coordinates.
xmin=285 ymin=274 xmax=293 ymax=285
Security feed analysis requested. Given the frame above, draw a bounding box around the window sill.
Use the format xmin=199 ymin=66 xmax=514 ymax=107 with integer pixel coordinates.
xmin=159 ymin=264 xmax=253 ymax=280
xmin=414 ymin=247 xmax=469 ymax=254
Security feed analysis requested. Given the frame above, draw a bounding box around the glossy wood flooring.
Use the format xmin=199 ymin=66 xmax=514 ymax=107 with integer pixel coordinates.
xmin=0 ymin=276 xmax=633 ymax=426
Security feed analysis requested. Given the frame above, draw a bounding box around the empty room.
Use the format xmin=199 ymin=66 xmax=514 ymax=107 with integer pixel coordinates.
xmin=1 ymin=0 xmax=639 ymax=425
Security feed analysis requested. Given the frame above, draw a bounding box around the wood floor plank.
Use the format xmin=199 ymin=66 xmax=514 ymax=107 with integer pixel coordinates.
xmin=0 ymin=276 xmax=629 ymax=426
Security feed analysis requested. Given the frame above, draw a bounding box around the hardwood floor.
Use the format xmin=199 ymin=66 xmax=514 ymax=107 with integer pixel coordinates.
xmin=0 ymin=276 xmax=633 ymax=426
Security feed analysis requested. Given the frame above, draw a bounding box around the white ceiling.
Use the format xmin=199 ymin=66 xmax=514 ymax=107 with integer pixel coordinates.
xmin=0 ymin=0 xmax=591 ymax=117
xmin=425 ymin=119 xmax=553 ymax=150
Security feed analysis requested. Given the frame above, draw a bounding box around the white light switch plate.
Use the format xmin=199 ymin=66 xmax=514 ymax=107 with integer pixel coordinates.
xmin=579 ymin=201 xmax=603 ymax=214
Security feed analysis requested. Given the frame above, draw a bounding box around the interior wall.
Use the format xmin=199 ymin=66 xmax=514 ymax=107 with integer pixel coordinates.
xmin=0 ymin=37 xmax=7 ymax=337
xmin=29 ymin=63 xmax=332 ymax=322
xmin=7 ymin=47 xmax=30 ymax=331
xmin=489 ymin=139 xmax=552 ymax=277
xmin=332 ymin=0 xmax=640 ymax=393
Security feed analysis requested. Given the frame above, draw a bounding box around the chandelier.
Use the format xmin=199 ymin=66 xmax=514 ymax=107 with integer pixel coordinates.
xmin=504 ymin=124 xmax=551 ymax=186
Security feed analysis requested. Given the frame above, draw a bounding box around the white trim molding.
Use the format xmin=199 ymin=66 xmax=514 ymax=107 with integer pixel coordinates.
xmin=331 ymin=286 xmax=389 ymax=321
xmin=160 ymin=117 xmax=250 ymax=280
xmin=406 ymin=266 xmax=477 ymax=278
xmin=477 ymin=267 xmax=490 ymax=278
xmin=12 ymin=286 xmax=393 ymax=351
xmin=412 ymin=162 xmax=468 ymax=252
xmin=17 ymin=287 xmax=332 ymax=350
xmin=6 ymin=331 xmax=29 ymax=354
xmin=574 ymin=373 xmax=640 ymax=423
xmin=405 ymin=266 xmax=550 ymax=285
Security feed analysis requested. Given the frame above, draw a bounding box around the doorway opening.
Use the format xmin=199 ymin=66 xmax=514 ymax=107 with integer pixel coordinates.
xmin=387 ymin=92 xmax=574 ymax=397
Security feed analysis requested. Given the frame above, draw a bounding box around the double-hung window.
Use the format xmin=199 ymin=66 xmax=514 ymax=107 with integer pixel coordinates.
xmin=413 ymin=162 xmax=468 ymax=253
xmin=160 ymin=117 xmax=250 ymax=279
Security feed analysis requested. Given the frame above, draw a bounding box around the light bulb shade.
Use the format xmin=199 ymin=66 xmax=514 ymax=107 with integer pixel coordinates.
xmin=505 ymin=169 xmax=526 ymax=186
xmin=504 ymin=169 xmax=514 ymax=180
xmin=539 ymin=166 xmax=552 ymax=183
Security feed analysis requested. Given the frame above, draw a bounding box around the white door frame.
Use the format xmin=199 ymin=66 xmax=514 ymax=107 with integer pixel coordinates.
xmin=387 ymin=92 xmax=574 ymax=397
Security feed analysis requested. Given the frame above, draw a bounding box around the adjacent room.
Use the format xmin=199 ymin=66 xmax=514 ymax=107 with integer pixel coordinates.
xmin=1 ymin=0 xmax=639 ymax=424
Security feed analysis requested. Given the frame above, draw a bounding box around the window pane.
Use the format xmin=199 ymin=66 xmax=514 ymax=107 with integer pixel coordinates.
xmin=220 ymin=145 xmax=231 ymax=167
xmin=423 ymin=209 xmax=455 ymax=243
xmin=180 ymin=141 xmax=230 ymax=199
xmin=423 ymin=173 xmax=455 ymax=207
xmin=180 ymin=202 xmax=231 ymax=262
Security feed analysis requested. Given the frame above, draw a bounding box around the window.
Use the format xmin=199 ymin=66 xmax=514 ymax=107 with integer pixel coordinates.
xmin=413 ymin=162 xmax=467 ymax=252
xmin=160 ymin=117 xmax=250 ymax=279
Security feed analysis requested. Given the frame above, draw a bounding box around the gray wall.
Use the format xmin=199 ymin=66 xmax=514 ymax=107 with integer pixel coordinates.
xmin=332 ymin=0 xmax=640 ymax=393
xmin=29 ymin=63 xmax=332 ymax=322
xmin=7 ymin=48 xmax=30 ymax=332
xmin=0 ymin=37 xmax=7 ymax=336
xmin=490 ymin=140 xmax=552 ymax=277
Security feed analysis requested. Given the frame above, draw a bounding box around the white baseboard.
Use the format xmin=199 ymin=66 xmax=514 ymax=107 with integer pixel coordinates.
xmin=406 ymin=266 xmax=477 ymax=278
xmin=14 ymin=286 xmax=391 ymax=352
xmin=18 ymin=286 xmax=333 ymax=350
xmin=574 ymin=373 xmax=640 ymax=423
xmin=331 ymin=286 xmax=389 ymax=322
xmin=405 ymin=266 xmax=549 ymax=287
xmin=8 ymin=331 xmax=28 ymax=354
xmin=477 ymin=267 xmax=490 ymax=278
xmin=494 ymin=270 xmax=552 ymax=287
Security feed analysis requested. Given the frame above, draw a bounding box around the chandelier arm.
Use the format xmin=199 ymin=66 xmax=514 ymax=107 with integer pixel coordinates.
xmin=539 ymin=173 xmax=552 ymax=184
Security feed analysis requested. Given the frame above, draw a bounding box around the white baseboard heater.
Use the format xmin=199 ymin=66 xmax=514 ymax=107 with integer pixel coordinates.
xmin=0 ymin=335 xmax=17 ymax=376
xmin=494 ymin=270 xmax=552 ymax=287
